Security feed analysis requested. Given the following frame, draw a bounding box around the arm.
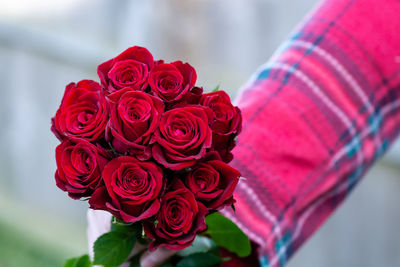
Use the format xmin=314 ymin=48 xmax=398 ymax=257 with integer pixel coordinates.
xmin=222 ymin=0 xmax=400 ymax=266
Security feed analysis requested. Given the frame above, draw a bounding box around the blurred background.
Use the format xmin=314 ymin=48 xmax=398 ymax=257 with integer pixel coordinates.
xmin=0 ymin=0 xmax=399 ymax=266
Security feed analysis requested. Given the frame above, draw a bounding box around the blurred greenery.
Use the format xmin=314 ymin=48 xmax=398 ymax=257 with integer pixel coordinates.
xmin=0 ymin=190 xmax=87 ymax=267
xmin=0 ymin=219 xmax=63 ymax=267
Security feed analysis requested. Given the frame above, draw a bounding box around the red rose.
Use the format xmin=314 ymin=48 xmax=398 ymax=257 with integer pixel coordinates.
xmin=97 ymin=46 xmax=154 ymax=93
xmin=144 ymin=179 xmax=208 ymax=251
xmin=154 ymin=59 xmax=165 ymax=66
xmin=172 ymin=86 xmax=204 ymax=108
xmin=89 ymin=156 xmax=163 ymax=223
xmin=200 ymin=91 xmax=242 ymax=162
xmin=151 ymin=106 xmax=213 ymax=170
xmin=148 ymin=61 xmax=197 ymax=102
xmin=55 ymin=138 xmax=109 ymax=199
xmin=106 ymin=88 xmax=164 ymax=160
xmin=51 ymin=80 xmax=108 ymax=142
xmin=184 ymin=160 xmax=240 ymax=209
xmin=181 ymin=86 xmax=203 ymax=105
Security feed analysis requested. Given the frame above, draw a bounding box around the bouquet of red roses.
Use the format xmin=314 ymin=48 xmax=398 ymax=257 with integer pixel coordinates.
xmin=52 ymin=46 xmax=250 ymax=267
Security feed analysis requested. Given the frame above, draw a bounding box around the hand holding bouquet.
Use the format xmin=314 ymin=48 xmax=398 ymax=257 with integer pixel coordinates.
xmin=52 ymin=46 xmax=250 ymax=267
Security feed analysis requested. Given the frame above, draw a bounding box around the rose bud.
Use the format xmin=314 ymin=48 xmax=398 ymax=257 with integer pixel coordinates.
xmin=154 ymin=59 xmax=165 ymax=66
xmin=200 ymin=91 xmax=242 ymax=162
xmin=51 ymin=80 xmax=108 ymax=142
xmin=144 ymin=179 xmax=208 ymax=251
xmin=89 ymin=156 xmax=163 ymax=223
xmin=151 ymin=106 xmax=213 ymax=170
xmin=55 ymin=138 xmax=110 ymax=199
xmin=184 ymin=160 xmax=240 ymax=209
xmin=181 ymin=86 xmax=203 ymax=105
xmin=106 ymin=88 xmax=164 ymax=160
xmin=97 ymin=46 xmax=154 ymax=93
xmin=171 ymin=86 xmax=204 ymax=108
xmin=148 ymin=61 xmax=197 ymax=103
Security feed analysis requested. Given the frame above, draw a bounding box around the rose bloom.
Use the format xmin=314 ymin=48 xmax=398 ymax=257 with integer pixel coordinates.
xmin=97 ymin=46 xmax=154 ymax=93
xmin=170 ymin=86 xmax=204 ymax=109
xmin=55 ymin=138 xmax=109 ymax=199
xmin=200 ymin=91 xmax=242 ymax=162
xmin=106 ymin=88 xmax=164 ymax=160
xmin=51 ymin=80 xmax=108 ymax=142
xmin=151 ymin=106 xmax=213 ymax=170
xmin=180 ymin=86 xmax=203 ymax=105
xmin=184 ymin=160 xmax=240 ymax=209
xmin=89 ymin=156 xmax=163 ymax=223
xmin=148 ymin=61 xmax=197 ymax=103
xmin=144 ymin=179 xmax=208 ymax=251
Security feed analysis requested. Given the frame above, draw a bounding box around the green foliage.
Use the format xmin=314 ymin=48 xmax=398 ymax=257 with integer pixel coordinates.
xmin=93 ymin=231 xmax=136 ymax=267
xmin=205 ymin=212 xmax=251 ymax=257
xmin=231 ymin=203 xmax=236 ymax=213
xmin=93 ymin=219 xmax=141 ymax=267
xmin=64 ymin=254 xmax=92 ymax=267
xmin=212 ymin=85 xmax=220 ymax=92
xmin=177 ymin=236 xmax=217 ymax=257
xmin=129 ymin=252 xmax=141 ymax=267
xmin=110 ymin=217 xmax=136 ymax=233
xmin=159 ymin=262 xmax=175 ymax=267
xmin=0 ymin=219 xmax=65 ymax=267
xmin=176 ymin=252 xmax=223 ymax=267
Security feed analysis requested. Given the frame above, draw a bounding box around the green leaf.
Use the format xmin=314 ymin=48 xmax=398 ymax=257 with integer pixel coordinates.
xmin=176 ymin=252 xmax=222 ymax=267
xmin=129 ymin=253 xmax=141 ymax=267
xmin=110 ymin=217 xmax=137 ymax=234
xmin=212 ymin=85 xmax=220 ymax=92
xmin=230 ymin=203 xmax=236 ymax=213
xmin=205 ymin=212 xmax=251 ymax=257
xmin=64 ymin=254 xmax=92 ymax=267
xmin=93 ymin=231 xmax=136 ymax=267
xmin=111 ymin=217 xmax=144 ymax=244
xmin=177 ymin=236 xmax=217 ymax=257
xmin=159 ymin=262 xmax=175 ymax=267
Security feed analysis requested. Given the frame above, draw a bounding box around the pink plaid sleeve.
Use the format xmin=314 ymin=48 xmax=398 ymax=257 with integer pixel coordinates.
xmin=221 ymin=0 xmax=400 ymax=266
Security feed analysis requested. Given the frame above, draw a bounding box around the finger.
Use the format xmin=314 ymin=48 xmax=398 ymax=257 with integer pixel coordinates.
xmin=87 ymin=209 xmax=112 ymax=259
xmin=115 ymin=243 xmax=147 ymax=267
xmin=130 ymin=242 xmax=147 ymax=257
xmin=140 ymin=247 xmax=176 ymax=267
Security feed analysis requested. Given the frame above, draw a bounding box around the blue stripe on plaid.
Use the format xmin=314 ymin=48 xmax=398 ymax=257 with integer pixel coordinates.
xmin=280 ymin=31 xmax=304 ymax=54
xmin=277 ymin=231 xmax=293 ymax=267
xmin=259 ymin=254 xmax=270 ymax=267
xmin=282 ymin=63 xmax=299 ymax=84
xmin=291 ymin=31 xmax=303 ymax=41
xmin=257 ymin=62 xmax=301 ymax=83
xmin=346 ymin=133 xmax=361 ymax=158
xmin=374 ymin=139 xmax=389 ymax=160
xmin=347 ymin=164 xmax=364 ymax=192
xmin=367 ymin=110 xmax=383 ymax=135
xmin=306 ymin=35 xmax=324 ymax=55
xmin=258 ymin=231 xmax=293 ymax=267
xmin=257 ymin=68 xmax=272 ymax=80
xmin=255 ymin=32 xmax=303 ymax=81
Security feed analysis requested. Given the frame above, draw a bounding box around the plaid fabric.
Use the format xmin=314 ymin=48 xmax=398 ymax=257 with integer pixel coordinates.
xmin=221 ymin=0 xmax=400 ymax=266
